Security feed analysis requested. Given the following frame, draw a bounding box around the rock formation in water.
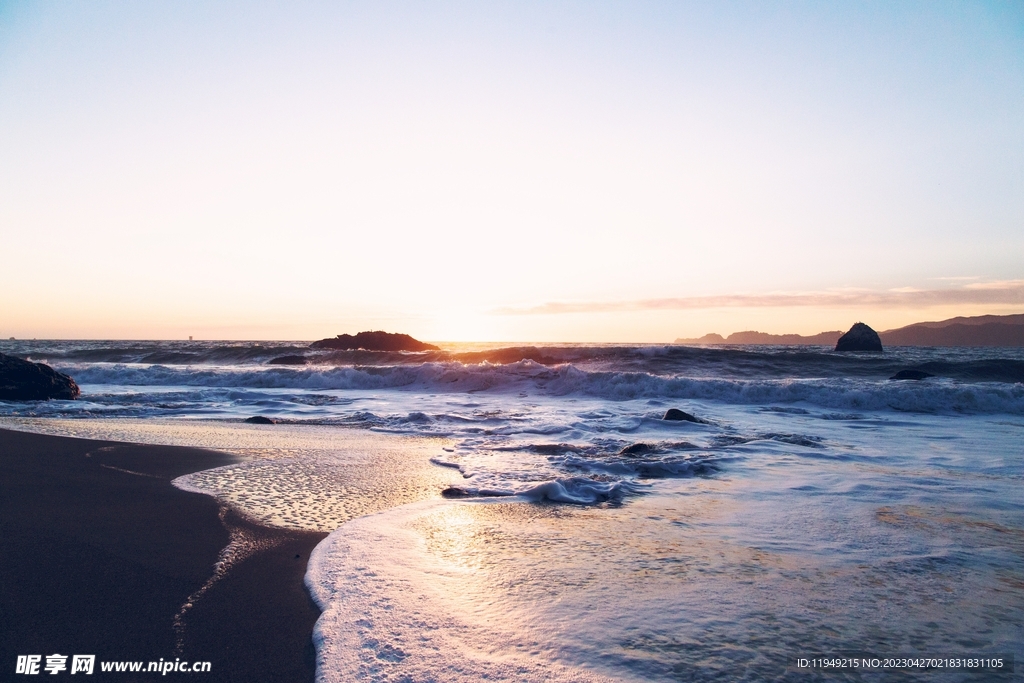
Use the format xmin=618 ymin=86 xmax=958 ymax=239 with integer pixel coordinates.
xmin=663 ymin=408 xmax=705 ymax=423
xmin=244 ymin=416 xmax=276 ymax=424
xmin=620 ymin=443 xmax=655 ymax=456
xmin=310 ymin=331 xmax=439 ymax=352
xmin=835 ymin=323 xmax=883 ymax=352
xmin=0 ymin=353 xmax=80 ymax=401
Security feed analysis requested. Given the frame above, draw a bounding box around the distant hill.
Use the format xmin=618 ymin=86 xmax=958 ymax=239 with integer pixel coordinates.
xmin=879 ymin=315 xmax=1024 ymax=347
xmin=885 ymin=313 xmax=1024 ymax=329
xmin=676 ymin=314 xmax=1024 ymax=347
xmin=675 ymin=330 xmax=843 ymax=345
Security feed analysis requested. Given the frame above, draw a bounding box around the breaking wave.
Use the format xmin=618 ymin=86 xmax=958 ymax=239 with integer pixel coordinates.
xmin=52 ymin=360 xmax=1024 ymax=415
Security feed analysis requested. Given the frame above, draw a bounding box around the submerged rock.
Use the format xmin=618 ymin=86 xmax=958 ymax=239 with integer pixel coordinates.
xmin=267 ymin=355 xmax=308 ymax=365
xmin=620 ymin=443 xmax=656 ymax=456
xmin=835 ymin=323 xmax=883 ymax=352
xmin=889 ymin=369 xmax=934 ymax=381
xmin=310 ymin=331 xmax=439 ymax=352
xmin=244 ymin=416 xmax=275 ymax=424
xmin=663 ymin=408 xmax=703 ymax=423
xmin=532 ymin=444 xmax=576 ymax=455
xmin=0 ymin=353 xmax=80 ymax=401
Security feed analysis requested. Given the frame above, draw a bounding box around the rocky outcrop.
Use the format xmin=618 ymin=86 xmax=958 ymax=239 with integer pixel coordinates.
xmin=0 ymin=353 xmax=80 ymax=401
xmin=663 ymin=408 xmax=705 ymax=423
xmin=835 ymin=323 xmax=883 ymax=352
xmin=310 ymin=331 xmax=439 ymax=352
xmin=244 ymin=416 xmax=275 ymax=424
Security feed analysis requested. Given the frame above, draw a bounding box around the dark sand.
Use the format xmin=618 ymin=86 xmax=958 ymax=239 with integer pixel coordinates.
xmin=0 ymin=428 xmax=326 ymax=681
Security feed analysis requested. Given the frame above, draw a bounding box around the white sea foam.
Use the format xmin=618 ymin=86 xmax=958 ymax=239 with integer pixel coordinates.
xmin=441 ymin=476 xmax=649 ymax=504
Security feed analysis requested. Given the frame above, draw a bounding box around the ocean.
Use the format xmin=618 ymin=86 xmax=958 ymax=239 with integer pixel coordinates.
xmin=2 ymin=339 xmax=1022 ymax=681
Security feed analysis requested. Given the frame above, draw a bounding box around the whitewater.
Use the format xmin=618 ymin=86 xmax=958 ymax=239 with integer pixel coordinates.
xmin=1 ymin=339 xmax=1022 ymax=680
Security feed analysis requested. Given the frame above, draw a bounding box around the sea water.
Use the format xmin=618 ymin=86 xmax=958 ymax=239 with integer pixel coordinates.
xmin=1 ymin=340 xmax=1022 ymax=680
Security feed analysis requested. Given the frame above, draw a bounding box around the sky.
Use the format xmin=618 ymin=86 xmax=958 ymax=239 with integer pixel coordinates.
xmin=1 ymin=0 xmax=1022 ymax=341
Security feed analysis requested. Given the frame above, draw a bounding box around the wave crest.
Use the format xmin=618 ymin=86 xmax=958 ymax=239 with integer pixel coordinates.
xmin=56 ymin=360 xmax=1024 ymax=415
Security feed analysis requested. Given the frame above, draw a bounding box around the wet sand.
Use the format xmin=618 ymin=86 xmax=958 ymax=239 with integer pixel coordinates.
xmin=0 ymin=428 xmax=325 ymax=681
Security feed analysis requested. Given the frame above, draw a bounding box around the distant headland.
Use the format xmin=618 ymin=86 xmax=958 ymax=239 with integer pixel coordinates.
xmin=676 ymin=313 xmax=1024 ymax=347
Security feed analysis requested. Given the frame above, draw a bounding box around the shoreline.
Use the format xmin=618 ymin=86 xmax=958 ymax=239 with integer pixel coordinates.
xmin=0 ymin=427 xmax=325 ymax=681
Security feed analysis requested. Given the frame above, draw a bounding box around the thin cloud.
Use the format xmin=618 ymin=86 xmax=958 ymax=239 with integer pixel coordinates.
xmin=964 ymin=279 xmax=1024 ymax=291
xmin=493 ymin=281 xmax=1024 ymax=315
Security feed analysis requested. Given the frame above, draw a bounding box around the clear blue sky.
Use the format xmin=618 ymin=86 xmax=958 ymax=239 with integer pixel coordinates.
xmin=1 ymin=1 xmax=1022 ymax=340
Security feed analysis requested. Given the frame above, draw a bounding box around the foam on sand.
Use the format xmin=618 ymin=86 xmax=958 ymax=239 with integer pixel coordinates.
xmin=306 ymin=499 xmax=623 ymax=683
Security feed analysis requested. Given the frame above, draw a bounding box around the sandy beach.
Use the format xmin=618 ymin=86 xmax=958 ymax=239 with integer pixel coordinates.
xmin=0 ymin=427 xmax=325 ymax=681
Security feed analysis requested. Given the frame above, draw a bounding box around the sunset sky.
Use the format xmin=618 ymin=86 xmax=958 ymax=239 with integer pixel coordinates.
xmin=1 ymin=1 xmax=1022 ymax=341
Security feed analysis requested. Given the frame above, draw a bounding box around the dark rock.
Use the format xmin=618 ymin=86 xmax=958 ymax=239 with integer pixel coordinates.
xmin=268 ymin=355 xmax=308 ymax=365
xmin=441 ymin=487 xmax=472 ymax=498
xmin=620 ymin=443 xmax=655 ymax=456
xmin=663 ymin=408 xmax=702 ymax=422
xmin=889 ymin=369 xmax=934 ymax=381
xmin=0 ymin=353 xmax=80 ymax=401
xmin=244 ymin=416 xmax=275 ymax=424
xmin=310 ymin=331 xmax=439 ymax=352
xmin=532 ymin=444 xmax=576 ymax=455
xmin=835 ymin=322 xmax=883 ymax=352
